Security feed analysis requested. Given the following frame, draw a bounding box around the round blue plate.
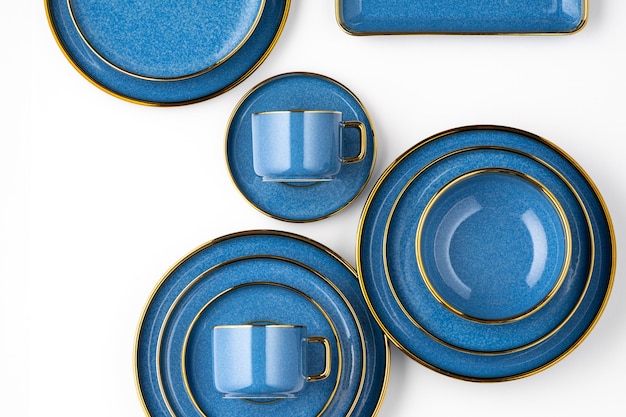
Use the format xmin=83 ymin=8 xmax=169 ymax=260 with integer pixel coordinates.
xmin=136 ymin=231 xmax=389 ymax=416
xmin=157 ymin=256 xmax=362 ymax=417
xmin=358 ymin=125 xmax=615 ymax=381
xmin=45 ymin=0 xmax=289 ymax=105
xmin=226 ymin=73 xmax=376 ymax=222
xmin=385 ymin=147 xmax=590 ymax=353
xmin=67 ymin=0 xmax=265 ymax=80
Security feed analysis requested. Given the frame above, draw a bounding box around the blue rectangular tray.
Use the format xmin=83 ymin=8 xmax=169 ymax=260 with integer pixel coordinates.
xmin=336 ymin=0 xmax=587 ymax=35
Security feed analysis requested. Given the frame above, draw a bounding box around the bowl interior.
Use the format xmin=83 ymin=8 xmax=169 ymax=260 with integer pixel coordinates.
xmin=417 ymin=169 xmax=571 ymax=323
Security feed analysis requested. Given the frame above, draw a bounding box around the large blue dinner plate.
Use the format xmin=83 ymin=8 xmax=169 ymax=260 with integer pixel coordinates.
xmin=337 ymin=0 xmax=587 ymax=35
xmin=135 ymin=231 xmax=389 ymax=416
xmin=158 ymin=256 xmax=362 ymax=417
xmin=226 ymin=73 xmax=376 ymax=222
xmin=357 ymin=125 xmax=615 ymax=381
xmin=45 ymin=0 xmax=289 ymax=105
xmin=384 ymin=147 xmax=591 ymax=354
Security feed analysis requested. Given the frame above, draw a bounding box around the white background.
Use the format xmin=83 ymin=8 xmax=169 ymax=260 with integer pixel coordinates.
xmin=3 ymin=0 xmax=625 ymax=415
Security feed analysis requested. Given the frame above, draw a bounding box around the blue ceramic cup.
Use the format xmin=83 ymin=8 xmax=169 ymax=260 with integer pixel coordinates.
xmin=212 ymin=324 xmax=331 ymax=399
xmin=251 ymin=110 xmax=367 ymax=182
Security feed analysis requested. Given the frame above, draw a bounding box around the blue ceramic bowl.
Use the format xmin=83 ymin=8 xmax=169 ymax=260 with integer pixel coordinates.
xmin=417 ymin=169 xmax=570 ymax=323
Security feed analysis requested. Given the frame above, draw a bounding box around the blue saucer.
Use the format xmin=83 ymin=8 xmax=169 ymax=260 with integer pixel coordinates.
xmin=136 ymin=231 xmax=389 ymax=416
xmin=337 ymin=0 xmax=587 ymax=34
xmin=358 ymin=125 xmax=614 ymax=381
xmin=226 ymin=73 xmax=376 ymax=222
xmin=45 ymin=0 xmax=289 ymax=105
xmin=385 ymin=147 xmax=589 ymax=353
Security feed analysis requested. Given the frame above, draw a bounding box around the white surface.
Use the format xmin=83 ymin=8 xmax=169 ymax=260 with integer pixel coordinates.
xmin=3 ymin=0 xmax=625 ymax=415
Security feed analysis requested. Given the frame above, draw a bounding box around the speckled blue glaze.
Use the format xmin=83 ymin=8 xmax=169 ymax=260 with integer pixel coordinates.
xmin=136 ymin=231 xmax=388 ymax=416
xmin=358 ymin=126 xmax=614 ymax=381
xmin=159 ymin=258 xmax=358 ymax=416
xmin=385 ymin=147 xmax=588 ymax=353
xmin=46 ymin=0 xmax=288 ymax=104
xmin=213 ymin=325 xmax=317 ymax=398
xmin=338 ymin=0 xmax=587 ymax=34
xmin=419 ymin=171 xmax=568 ymax=322
xmin=69 ymin=0 xmax=264 ymax=79
xmin=226 ymin=73 xmax=375 ymax=222
xmin=252 ymin=111 xmax=354 ymax=182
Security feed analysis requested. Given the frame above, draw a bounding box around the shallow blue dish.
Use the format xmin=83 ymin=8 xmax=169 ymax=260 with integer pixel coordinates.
xmin=45 ymin=0 xmax=289 ymax=105
xmin=337 ymin=0 xmax=587 ymax=35
xmin=358 ymin=125 xmax=615 ymax=381
xmin=135 ymin=231 xmax=389 ymax=416
xmin=418 ymin=170 xmax=569 ymax=323
xmin=226 ymin=73 xmax=376 ymax=222
xmin=384 ymin=147 xmax=590 ymax=353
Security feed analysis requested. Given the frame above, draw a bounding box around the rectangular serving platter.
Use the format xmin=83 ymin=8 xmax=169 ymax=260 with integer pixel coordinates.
xmin=336 ymin=0 xmax=587 ymax=35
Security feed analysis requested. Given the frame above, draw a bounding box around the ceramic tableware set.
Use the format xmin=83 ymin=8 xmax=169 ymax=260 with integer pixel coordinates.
xmin=46 ymin=0 xmax=615 ymax=416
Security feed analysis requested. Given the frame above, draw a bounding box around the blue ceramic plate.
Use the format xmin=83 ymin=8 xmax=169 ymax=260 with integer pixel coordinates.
xmin=66 ymin=0 xmax=265 ymax=80
xmin=384 ymin=147 xmax=591 ymax=353
xmin=226 ymin=73 xmax=376 ymax=222
xmin=136 ymin=231 xmax=389 ymax=416
xmin=337 ymin=0 xmax=587 ymax=35
xmin=358 ymin=125 xmax=614 ymax=381
xmin=45 ymin=0 xmax=289 ymax=105
xmin=158 ymin=256 xmax=362 ymax=417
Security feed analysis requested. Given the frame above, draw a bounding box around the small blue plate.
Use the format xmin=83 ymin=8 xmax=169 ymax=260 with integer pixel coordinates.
xmin=226 ymin=73 xmax=376 ymax=222
xmin=358 ymin=125 xmax=615 ymax=381
xmin=45 ymin=0 xmax=289 ymax=105
xmin=135 ymin=231 xmax=389 ymax=416
xmin=337 ymin=0 xmax=587 ymax=35
xmin=158 ymin=257 xmax=361 ymax=417
xmin=385 ymin=147 xmax=590 ymax=353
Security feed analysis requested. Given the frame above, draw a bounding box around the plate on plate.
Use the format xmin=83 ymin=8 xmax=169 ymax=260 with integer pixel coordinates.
xmin=46 ymin=0 xmax=289 ymax=105
xmin=135 ymin=230 xmax=389 ymax=416
xmin=384 ymin=146 xmax=591 ymax=353
xmin=358 ymin=125 xmax=615 ymax=381
xmin=337 ymin=0 xmax=587 ymax=35
xmin=157 ymin=256 xmax=362 ymax=417
xmin=226 ymin=73 xmax=376 ymax=222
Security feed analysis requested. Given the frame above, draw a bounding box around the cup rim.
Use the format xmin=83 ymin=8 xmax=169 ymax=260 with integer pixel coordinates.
xmin=213 ymin=323 xmax=305 ymax=329
xmin=252 ymin=109 xmax=342 ymax=116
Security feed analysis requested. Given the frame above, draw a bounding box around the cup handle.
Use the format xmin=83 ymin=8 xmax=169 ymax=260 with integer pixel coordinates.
xmin=340 ymin=120 xmax=367 ymax=164
xmin=307 ymin=336 xmax=332 ymax=382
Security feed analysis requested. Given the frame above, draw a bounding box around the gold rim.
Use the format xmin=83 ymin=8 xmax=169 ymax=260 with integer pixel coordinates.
xmin=357 ymin=125 xmax=615 ymax=380
xmin=66 ymin=0 xmax=266 ymax=82
xmin=132 ymin=229 xmax=390 ymax=416
xmin=180 ymin=280 xmax=342 ymax=415
xmin=381 ymin=145 xmax=589 ymax=355
xmin=45 ymin=0 xmax=291 ymax=106
xmin=335 ymin=1 xmax=588 ymax=36
xmin=224 ymin=72 xmax=377 ymax=223
xmin=414 ymin=168 xmax=572 ymax=324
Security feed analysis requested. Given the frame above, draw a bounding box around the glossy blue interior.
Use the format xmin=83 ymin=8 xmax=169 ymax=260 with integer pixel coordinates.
xmin=338 ymin=0 xmax=586 ymax=34
xmin=419 ymin=171 xmax=568 ymax=322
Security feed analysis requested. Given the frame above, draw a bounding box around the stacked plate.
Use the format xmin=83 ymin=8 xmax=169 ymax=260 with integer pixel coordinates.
xmin=135 ymin=231 xmax=389 ymax=417
xmin=45 ymin=0 xmax=291 ymax=105
xmin=357 ymin=125 xmax=615 ymax=381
